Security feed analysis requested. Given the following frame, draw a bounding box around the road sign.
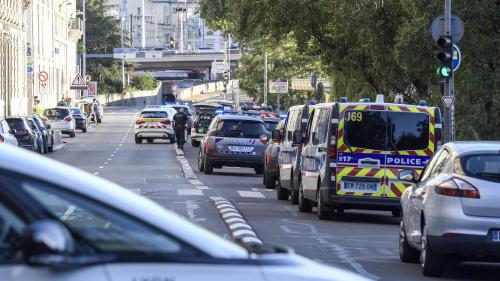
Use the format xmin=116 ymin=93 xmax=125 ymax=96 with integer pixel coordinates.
xmin=211 ymin=61 xmax=226 ymax=74
xmin=452 ymin=44 xmax=461 ymax=72
xmin=38 ymin=71 xmax=49 ymax=82
xmin=442 ymin=96 xmax=455 ymax=108
xmin=113 ymin=48 xmax=138 ymax=59
xmin=40 ymin=82 xmax=48 ymax=94
xmin=231 ymin=80 xmax=239 ymax=90
xmin=269 ymin=80 xmax=288 ymax=94
xmin=70 ymin=73 xmax=88 ymax=90
xmin=27 ymin=66 xmax=33 ymax=73
xmin=87 ymin=82 xmax=97 ymax=98
xmin=431 ymin=15 xmax=464 ymax=43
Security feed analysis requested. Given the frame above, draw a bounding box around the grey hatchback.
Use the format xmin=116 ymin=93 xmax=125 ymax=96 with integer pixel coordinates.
xmin=198 ymin=115 xmax=268 ymax=175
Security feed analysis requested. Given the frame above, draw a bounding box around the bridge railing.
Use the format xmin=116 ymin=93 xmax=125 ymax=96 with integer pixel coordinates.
xmin=178 ymin=81 xmax=225 ymax=100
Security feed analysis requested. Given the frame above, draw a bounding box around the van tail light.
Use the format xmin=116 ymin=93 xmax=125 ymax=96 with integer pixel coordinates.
xmin=328 ymin=144 xmax=337 ymax=158
xmin=434 ymin=177 xmax=480 ymax=199
xmin=135 ymin=119 xmax=145 ymax=125
xmin=64 ymin=116 xmax=73 ymax=122
xmin=161 ymin=119 xmax=171 ymax=125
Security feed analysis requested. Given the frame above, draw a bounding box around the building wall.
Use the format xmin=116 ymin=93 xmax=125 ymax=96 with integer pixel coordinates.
xmin=26 ymin=0 xmax=82 ymax=112
xmin=0 ymin=0 xmax=28 ymax=117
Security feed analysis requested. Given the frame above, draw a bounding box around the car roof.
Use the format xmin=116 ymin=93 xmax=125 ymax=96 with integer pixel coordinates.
xmin=314 ymin=101 xmax=436 ymax=110
xmin=0 ymin=145 xmax=248 ymax=258
xmin=444 ymin=141 xmax=500 ymax=156
xmin=217 ymin=114 xmax=264 ymax=122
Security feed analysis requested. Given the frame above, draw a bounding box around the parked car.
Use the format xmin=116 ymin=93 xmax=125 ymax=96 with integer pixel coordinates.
xmin=191 ymin=113 xmax=216 ymax=147
xmin=26 ymin=117 xmax=47 ymax=154
xmin=263 ymin=120 xmax=285 ymax=189
xmin=6 ymin=117 xmax=39 ymax=152
xmin=0 ymin=118 xmax=18 ymax=146
xmin=198 ymin=115 xmax=268 ymax=175
xmin=32 ymin=115 xmax=54 ymax=153
xmin=43 ymin=107 xmax=76 ymax=137
xmin=399 ymin=142 xmax=500 ymax=277
xmin=70 ymin=107 xmax=89 ymax=133
xmin=0 ymin=144 xmax=369 ymax=281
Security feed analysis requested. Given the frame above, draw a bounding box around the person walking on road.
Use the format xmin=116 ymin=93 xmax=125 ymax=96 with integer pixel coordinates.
xmin=173 ymin=108 xmax=189 ymax=149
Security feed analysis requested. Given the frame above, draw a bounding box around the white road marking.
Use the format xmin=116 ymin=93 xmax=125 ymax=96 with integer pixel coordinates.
xmin=93 ymin=171 xmax=99 ymax=175
xmin=222 ymin=212 xmax=242 ymax=219
xmin=99 ymin=166 xmax=104 ymax=169
xmin=225 ymin=217 xmax=246 ymax=224
xmin=232 ymin=229 xmax=257 ymax=237
xmin=110 ymin=154 xmax=115 ymax=157
xmin=229 ymin=223 xmax=252 ymax=230
xmin=210 ymin=196 xmax=226 ymax=201
xmin=219 ymin=208 xmax=238 ymax=214
xmin=177 ymin=189 xmax=203 ymax=196
xmin=188 ymin=179 xmax=203 ymax=185
xmin=237 ymin=191 xmax=265 ymax=198
xmin=104 ymin=162 xmax=109 ymax=165
xmin=195 ymin=186 xmax=210 ymax=190
xmin=241 ymin=237 xmax=263 ymax=244
xmin=61 ymin=206 xmax=76 ymax=221
xmin=107 ymin=158 xmax=112 ymax=161
xmin=251 ymin=187 xmax=274 ymax=192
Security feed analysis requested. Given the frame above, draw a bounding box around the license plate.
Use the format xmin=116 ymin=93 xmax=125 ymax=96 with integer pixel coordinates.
xmin=228 ymin=145 xmax=253 ymax=152
xmin=342 ymin=181 xmax=380 ymax=193
xmin=493 ymin=230 xmax=500 ymax=242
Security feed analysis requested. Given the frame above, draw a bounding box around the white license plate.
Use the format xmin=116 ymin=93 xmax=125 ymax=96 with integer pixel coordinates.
xmin=229 ymin=145 xmax=253 ymax=152
xmin=342 ymin=181 xmax=380 ymax=193
xmin=493 ymin=230 xmax=500 ymax=242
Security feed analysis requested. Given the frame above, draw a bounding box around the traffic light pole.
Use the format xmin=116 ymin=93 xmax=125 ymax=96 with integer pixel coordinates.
xmin=444 ymin=0 xmax=454 ymax=142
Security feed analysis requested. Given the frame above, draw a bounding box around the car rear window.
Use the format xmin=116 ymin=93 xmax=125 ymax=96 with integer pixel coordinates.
xmin=197 ymin=116 xmax=213 ymax=127
xmin=140 ymin=111 xmax=168 ymax=118
xmin=219 ymin=120 xmax=267 ymax=138
xmin=44 ymin=109 xmax=69 ymax=119
xmin=6 ymin=119 xmax=26 ymax=129
xmin=459 ymin=154 xmax=500 ymax=183
xmin=264 ymin=121 xmax=279 ymax=131
xmin=344 ymin=110 xmax=430 ymax=151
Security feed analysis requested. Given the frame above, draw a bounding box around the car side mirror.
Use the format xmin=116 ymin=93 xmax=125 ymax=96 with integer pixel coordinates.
xmin=9 ymin=129 xmax=16 ymax=134
xmin=23 ymin=220 xmax=75 ymax=267
xmin=292 ymin=130 xmax=303 ymax=145
xmin=271 ymin=129 xmax=281 ymax=141
xmin=398 ymin=169 xmax=418 ymax=183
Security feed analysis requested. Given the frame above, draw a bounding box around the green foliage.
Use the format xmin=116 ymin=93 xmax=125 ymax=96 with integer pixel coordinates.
xmin=77 ymin=0 xmax=132 ymax=94
xmin=128 ymin=74 xmax=159 ymax=91
xmin=200 ymin=0 xmax=499 ymax=140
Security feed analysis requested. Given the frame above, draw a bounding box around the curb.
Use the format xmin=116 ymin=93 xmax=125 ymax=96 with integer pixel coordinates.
xmin=211 ymin=197 xmax=263 ymax=246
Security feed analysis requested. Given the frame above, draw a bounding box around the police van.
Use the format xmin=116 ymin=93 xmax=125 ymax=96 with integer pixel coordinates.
xmin=297 ymin=95 xmax=442 ymax=219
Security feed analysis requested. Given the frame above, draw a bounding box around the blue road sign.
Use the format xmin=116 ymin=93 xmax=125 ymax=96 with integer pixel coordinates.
xmin=27 ymin=66 xmax=33 ymax=73
xmin=113 ymin=48 xmax=138 ymax=54
xmin=452 ymin=44 xmax=461 ymax=72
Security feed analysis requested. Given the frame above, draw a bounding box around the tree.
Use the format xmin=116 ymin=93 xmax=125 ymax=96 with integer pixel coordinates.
xmin=129 ymin=74 xmax=159 ymax=91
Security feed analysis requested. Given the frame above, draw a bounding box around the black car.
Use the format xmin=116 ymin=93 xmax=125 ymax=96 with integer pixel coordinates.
xmin=71 ymin=107 xmax=88 ymax=132
xmin=263 ymin=120 xmax=285 ymax=189
xmin=6 ymin=117 xmax=40 ymax=152
xmin=26 ymin=117 xmax=47 ymax=154
xmin=32 ymin=115 xmax=54 ymax=152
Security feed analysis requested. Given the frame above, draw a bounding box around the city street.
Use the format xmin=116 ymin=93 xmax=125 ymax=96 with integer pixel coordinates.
xmin=49 ymin=107 xmax=500 ymax=281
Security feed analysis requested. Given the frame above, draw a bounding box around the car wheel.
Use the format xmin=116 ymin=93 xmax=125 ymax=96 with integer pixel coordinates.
xmin=192 ymin=139 xmax=200 ymax=147
xmin=399 ymin=216 xmax=419 ymax=263
xmin=298 ymin=181 xmax=313 ymax=213
xmin=198 ymin=149 xmax=205 ymax=172
xmin=290 ymin=174 xmax=299 ymax=205
xmin=147 ymin=138 xmax=154 ymax=143
xmin=204 ymin=154 xmax=213 ymax=174
xmin=264 ymin=172 xmax=275 ymax=190
xmin=254 ymin=166 xmax=264 ymax=175
xmin=317 ymin=187 xmax=334 ymax=220
xmin=48 ymin=137 xmax=54 ymax=152
xmin=135 ymin=136 xmax=142 ymax=144
xmin=421 ymin=223 xmax=445 ymax=277
xmin=276 ymin=180 xmax=289 ymax=200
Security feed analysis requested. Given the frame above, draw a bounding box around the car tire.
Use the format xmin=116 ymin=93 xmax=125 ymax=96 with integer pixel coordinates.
xmin=276 ymin=180 xmax=289 ymax=200
xmin=421 ymin=223 xmax=445 ymax=277
xmin=399 ymin=216 xmax=419 ymax=263
xmin=48 ymin=136 xmax=54 ymax=152
xmin=135 ymin=136 xmax=142 ymax=144
xmin=317 ymin=188 xmax=334 ymax=220
xmin=204 ymin=155 xmax=214 ymax=174
xmin=192 ymin=139 xmax=200 ymax=147
xmin=254 ymin=166 xmax=264 ymax=175
xmin=298 ymin=181 xmax=313 ymax=213
xmin=264 ymin=171 xmax=275 ymax=189
xmin=147 ymin=138 xmax=154 ymax=143
xmin=290 ymin=174 xmax=299 ymax=205
xmin=198 ymin=149 xmax=205 ymax=172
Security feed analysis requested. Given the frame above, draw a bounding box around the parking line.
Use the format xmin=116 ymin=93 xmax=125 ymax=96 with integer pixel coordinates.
xmin=237 ymin=191 xmax=265 ymax=198
xmin=177 ymin=189 xmax=204 ymax=196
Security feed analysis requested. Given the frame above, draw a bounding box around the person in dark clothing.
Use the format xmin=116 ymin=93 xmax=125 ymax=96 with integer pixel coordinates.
xmin=173 ymin=109 xmax=189 ymax=149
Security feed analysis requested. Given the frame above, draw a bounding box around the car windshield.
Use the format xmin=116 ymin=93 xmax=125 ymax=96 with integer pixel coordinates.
xmin=140 ymin=111 xmax=168 ymax=118
xmin=344 ymin=110 xmax=430 ymax=151
xmin=264 ymin=121 xmax=280 ymax=131
xmin=6 ymin=119 xmax=26 ymax=129
xmin=44 ymin=109 xmax=69 ymax=120
xmin=460 ymin=154 xmax=500 ymax=183
xmin=71 ymin=108 xmax=82 ymax=115
xmin=220 ymin=120 xmax=267 ymax=138
xmin=197 ymin=117 xmax=213 ymax=127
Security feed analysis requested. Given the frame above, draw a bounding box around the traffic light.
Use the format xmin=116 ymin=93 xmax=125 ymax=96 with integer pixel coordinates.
xmin=436 ymin=35 xmax=453 ymax=78
xmin=169 ymin=36 xmax=175 ymax=49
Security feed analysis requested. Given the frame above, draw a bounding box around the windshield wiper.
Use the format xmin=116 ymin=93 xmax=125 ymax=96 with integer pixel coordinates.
xmin=388 ymin=138 xmax=400 ymax=155
xmin=343 ymin=137 xmax=355 ymax=154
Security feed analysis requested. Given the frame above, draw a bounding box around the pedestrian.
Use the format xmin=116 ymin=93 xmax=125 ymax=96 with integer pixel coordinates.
xmin=173 ymin=108 xmax=188 ymax=149
xmin=33 ymin=99 xmax=43 ymax=115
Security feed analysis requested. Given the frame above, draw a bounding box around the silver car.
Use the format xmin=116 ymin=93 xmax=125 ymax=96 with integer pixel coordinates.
xmin=399 ymin=142 xmax=500 ymax=277
xmin=0 ymin=118 xmax=18 ymax=146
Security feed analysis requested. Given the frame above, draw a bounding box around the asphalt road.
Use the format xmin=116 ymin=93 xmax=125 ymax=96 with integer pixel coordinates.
xmin=49 ymin=107 xmax=500 ymax=281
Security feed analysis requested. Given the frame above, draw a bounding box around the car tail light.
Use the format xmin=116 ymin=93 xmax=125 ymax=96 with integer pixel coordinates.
xmin=204 ymin=143 xmax=211 ymax=153
xmin=161 ymin=119 xmax=171 ymax=125
xmin=64 ymin=116 xmax=73 ymax=122
xmin=434 ymin=177 xmax=480 ymax=199
xmin=136 ymin=119 xmax=145 ymax=125
xmin=0 ymin=135 xmax=4 ymax=143
xmin=328 ymin=144 xmax=337 ymax=158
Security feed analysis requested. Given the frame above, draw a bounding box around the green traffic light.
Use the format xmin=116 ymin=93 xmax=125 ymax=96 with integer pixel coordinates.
xmin=436 ymin=66 xmax=451 ymax=77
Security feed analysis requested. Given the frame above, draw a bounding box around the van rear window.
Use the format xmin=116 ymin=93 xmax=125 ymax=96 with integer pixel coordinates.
xmin=344 ymin=111 xmax=429 ymax=151
xmin=140 ymin=111 xmax=168 ymax=118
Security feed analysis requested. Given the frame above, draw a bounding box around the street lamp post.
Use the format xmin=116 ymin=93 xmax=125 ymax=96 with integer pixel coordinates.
xmin=82 ymin=0 xmax=86 ymax=78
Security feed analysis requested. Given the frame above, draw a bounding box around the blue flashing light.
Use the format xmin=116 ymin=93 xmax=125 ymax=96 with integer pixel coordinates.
xmin=419 ymin=101 xmax=428 ymax=106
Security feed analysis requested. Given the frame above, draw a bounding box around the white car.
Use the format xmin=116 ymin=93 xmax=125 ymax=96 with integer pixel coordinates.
xmin=0 ymin=145 xmax=370 ymax=281
xmin=43 ymin=107 xmax=77 ymax=137
xmin=134 ymin=107 xmax=178 ymax=144
xmin=399 ymin=142 xmax=500 ymax=277
xmin=0 ymin=118 xmax=18 ymax=145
